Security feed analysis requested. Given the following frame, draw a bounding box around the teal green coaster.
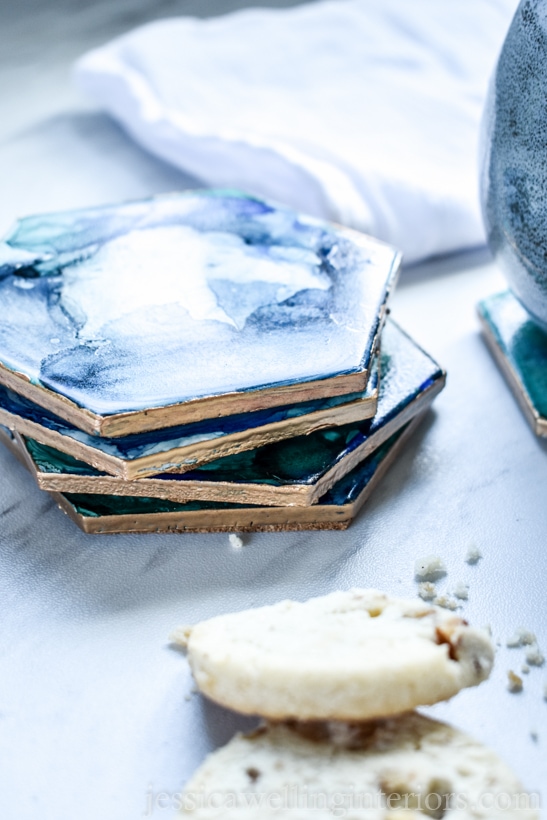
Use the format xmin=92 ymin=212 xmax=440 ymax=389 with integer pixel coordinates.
xmin=0 ymin=417 xmax=424 ymax=533
xmin=478 ymin=291 xmax=547 ymax=436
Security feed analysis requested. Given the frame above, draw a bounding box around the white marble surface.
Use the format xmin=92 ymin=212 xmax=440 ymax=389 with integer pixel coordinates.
xmin=1 ymin=2 xmax=546 ymax=818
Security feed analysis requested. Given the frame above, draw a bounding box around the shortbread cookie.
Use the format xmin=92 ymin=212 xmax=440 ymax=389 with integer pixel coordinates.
xmin=175 ymin=589 xmax=494 ymax=720
xmin=181 ymin=715 xmax=537 ymax=818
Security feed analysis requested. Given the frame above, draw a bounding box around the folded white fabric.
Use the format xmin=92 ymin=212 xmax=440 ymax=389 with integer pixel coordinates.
xmin=75 ymin=0 xmax=518 ymax=264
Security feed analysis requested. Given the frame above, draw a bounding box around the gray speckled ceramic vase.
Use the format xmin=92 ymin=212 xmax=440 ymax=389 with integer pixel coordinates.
xmin=481 ymin=0 xmax=547 ymax=330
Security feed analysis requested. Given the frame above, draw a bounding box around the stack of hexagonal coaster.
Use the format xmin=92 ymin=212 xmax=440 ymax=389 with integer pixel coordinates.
xmin=0 ymin=191 xmax=445 ymax=533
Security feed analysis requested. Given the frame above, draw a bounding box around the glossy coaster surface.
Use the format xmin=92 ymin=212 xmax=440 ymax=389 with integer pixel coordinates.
xmin=12 ymin=321 xmax=445 ymax=504
xmin=6 ymin=416 xmax=425 ymax=534
xmin=478 ymin=290 xmax=547 ymax=437
xmin=0 ymin=190 xmax=399 ymax=436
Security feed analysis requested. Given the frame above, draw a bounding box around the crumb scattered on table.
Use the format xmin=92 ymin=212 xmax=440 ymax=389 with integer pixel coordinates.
xmin=465 ymin=545 xmax=482 ymax=564
xmin=414 ymin=555 xmax=446 ymax=580
xmin=417 ymin=581 xmax=436 ymax=600
xmin=507 ymin=670 xmax=523 ymax=693
xmin=525 ymin=647 xmax=545 ymax=667
xmin=507 ymin=628 xmax=537 ymax=648
xmin=229 ymin=533 xmax=244 ymax=549
xmin=169 ymin=625 xmax=192 ymax=648
xmin=522 ymin=664 xmax=530 ymax=675
xmin=452 ymin=581 xmax=469 ymax=600
xmin=434 ymin=594 xmax=458 ymax=611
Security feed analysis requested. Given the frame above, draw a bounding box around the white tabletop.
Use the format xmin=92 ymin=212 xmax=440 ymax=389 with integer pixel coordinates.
xmin=1 ymin=2 xmax=546 ymax=818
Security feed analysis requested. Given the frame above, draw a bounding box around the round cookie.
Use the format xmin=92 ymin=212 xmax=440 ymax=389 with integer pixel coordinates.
xmin=176 ymin=589 xmax=494 ymax=720
xmin=181 ymin=715 xmax=537 ymax=819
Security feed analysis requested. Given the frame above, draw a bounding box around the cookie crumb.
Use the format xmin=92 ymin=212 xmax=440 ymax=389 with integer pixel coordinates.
xmin=169 ymin=625 xmax=192 ymax=648
xmin=229 ymin=533 xmax=244 ymax=549
xmin=522 ymin=664 xmax=530 ymax=674
xmin=507 ymin=628 xmax=537 ymax=648
xmin=507 ymin=670 xmax=523 ymax=693
xmin=525 ymin=647 xmax=545 ymax=667
xmin=452 ymin=582 xmax=469 ymax=600
xmin=417 ymin=581 xmax=436 ymax=600
xmin=415 ymin=555 xmax=447 ymax=580
xmin=434 ymin=594 xmax=458 ymax=611
xmin=465 ymin=545 xmax=482 ymax=564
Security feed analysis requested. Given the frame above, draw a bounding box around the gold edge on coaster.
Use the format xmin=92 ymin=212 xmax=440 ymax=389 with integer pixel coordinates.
xmin=48 ymin=492 xmax=352 ymax=535
xmin=101 ymin=366 xmax=378 ymax=438
xmin=46 ymin=408 xmax=426 ymax=535
xmin=124 ymin=382 xmax=379 ymax=480
xmin=0 ymin=405 xmax=127 ymax=478
xmin=1 ymin=404 xmax=427 ymax=535
xmin=0 ymin=336 xmax=381 ymax=440
xmin=0 ymin=373 xmax=380 ymax=483
xmin=13 ymin=371 xmax=442 ymax=508
xmin=307 ymin=372 xmax=446 ymax=504
xmin=28 ymin=467 xmax=311 ymax=508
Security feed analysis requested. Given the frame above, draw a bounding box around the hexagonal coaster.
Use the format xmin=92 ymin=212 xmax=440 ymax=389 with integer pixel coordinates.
xmin=0 ymin=358 xmax=379 ymax=480
xmin=0 ymin=191 xmax=399 ymax=437
xmin=1 ymin=414 xmax=426 ymax=534
xmin=7 ymin=321 xmax=445 ymax=503
xmin=478 ymin=291 xmax=547 ymax=437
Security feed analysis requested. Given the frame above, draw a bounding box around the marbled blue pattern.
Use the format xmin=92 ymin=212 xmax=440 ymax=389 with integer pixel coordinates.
xmin=481 ymin=0 xmax=547 ymax=329
xmin=17 ymin=321 xmax=443 ymax=485
xmin=0 ymin=190 xmax=399 ymax=415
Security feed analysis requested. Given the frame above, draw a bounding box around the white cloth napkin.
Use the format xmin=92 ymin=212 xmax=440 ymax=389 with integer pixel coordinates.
xmin=75 ymin=0 xmax=518 ymax=264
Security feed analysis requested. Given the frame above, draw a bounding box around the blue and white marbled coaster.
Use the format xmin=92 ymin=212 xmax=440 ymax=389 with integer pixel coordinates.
xmin=0 ymin=190 xmax=400 ymax=436
xmin=478 ymin=291 xmax=547 ymax=437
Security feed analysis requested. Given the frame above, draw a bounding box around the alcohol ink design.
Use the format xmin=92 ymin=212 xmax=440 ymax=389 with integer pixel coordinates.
xmin=0 ymin=191 xmax=399 ymax=434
